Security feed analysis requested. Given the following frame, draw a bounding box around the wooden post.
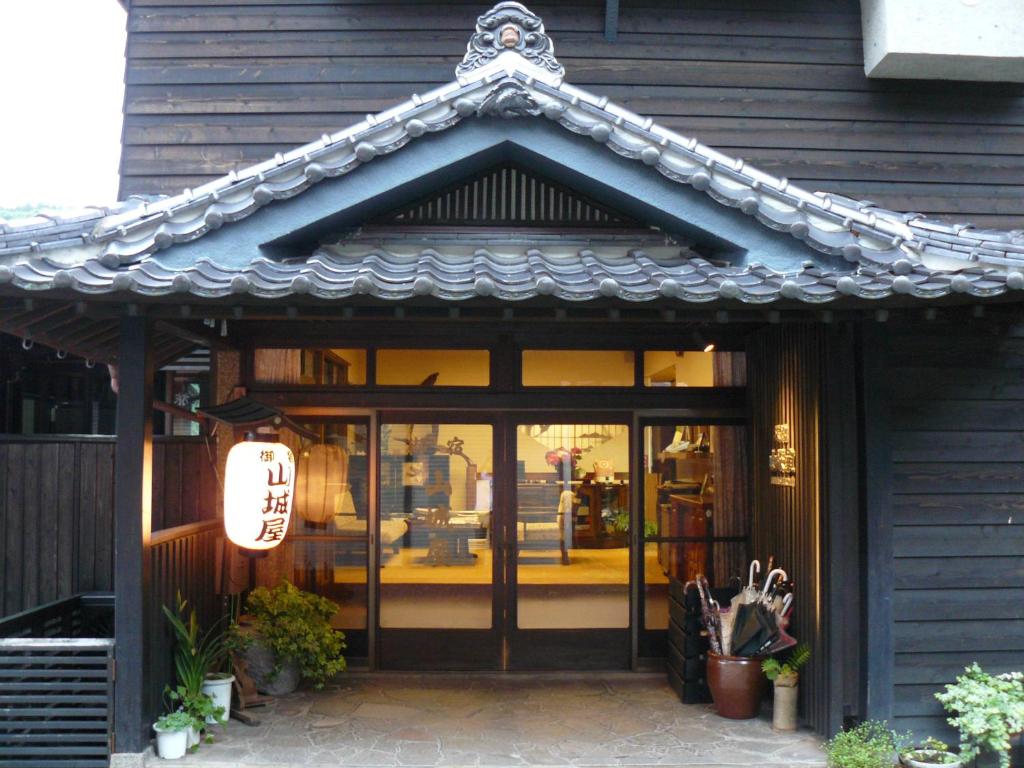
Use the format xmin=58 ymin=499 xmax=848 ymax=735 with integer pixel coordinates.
xmin=861 ymin=324 xmax=895 ymax=723
xmin=113 ymin=316 xmax=153 ymax=753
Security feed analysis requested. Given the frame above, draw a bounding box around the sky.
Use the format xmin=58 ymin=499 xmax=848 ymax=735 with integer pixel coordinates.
xmin=0 ymin=1 xmax=127 ymax=210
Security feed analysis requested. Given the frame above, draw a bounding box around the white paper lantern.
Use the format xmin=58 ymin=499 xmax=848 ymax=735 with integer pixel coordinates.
xmin=295 ymin=443 xmax=348 ymax=525
xmin=224 ymin=440 xmax=296 ymax=551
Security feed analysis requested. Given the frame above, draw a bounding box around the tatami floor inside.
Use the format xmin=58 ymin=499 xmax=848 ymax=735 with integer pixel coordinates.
xmin=145 ymin=673 xmax=824 ymax=768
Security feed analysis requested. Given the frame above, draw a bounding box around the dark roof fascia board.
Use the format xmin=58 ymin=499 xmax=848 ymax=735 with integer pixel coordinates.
xmin=157 ymin=120 xmax=817 ymax=272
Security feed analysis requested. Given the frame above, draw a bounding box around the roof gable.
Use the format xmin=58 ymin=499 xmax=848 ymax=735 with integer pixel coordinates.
xmin=1 ymin=2 xmax=1023 ymax=305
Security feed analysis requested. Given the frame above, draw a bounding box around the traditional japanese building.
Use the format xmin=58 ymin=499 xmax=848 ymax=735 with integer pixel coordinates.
xmin=2 ymin=1 xmax=1023 ymax=764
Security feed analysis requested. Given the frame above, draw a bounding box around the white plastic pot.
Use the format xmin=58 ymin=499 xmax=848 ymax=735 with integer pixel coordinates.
xmin=153 ymin=724 xmax=188 ymax=760
xmin=201 ymin=673 xmax=235 ymax=725
xmin=186 ymin=724 xmax=200 ymax=749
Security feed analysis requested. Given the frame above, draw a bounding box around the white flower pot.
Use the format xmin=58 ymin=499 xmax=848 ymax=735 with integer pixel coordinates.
xmin=153 ymin=725 xmax=188 ymax=760
xmin=201 ymin=673 xmax=235 ymax=725
xmin=186 ymin=724 xmax=200 ymax=749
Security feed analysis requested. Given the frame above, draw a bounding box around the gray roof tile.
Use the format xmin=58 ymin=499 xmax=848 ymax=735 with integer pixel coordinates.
xmin=1 ymin=2 xmax=1023 ymax=306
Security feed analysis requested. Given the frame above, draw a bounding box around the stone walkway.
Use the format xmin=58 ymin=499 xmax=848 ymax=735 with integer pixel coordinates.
xmin=147 ymin=673 xmax=824 ymax=767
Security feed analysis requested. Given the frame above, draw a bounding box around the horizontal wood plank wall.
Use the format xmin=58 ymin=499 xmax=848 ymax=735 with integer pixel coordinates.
xmin=121 ymin=0 xmax=1024 ymax=228
xmin=748 ymin=324 xmax=829 ymax=735
xmin=0 ymin=437 xmax=218 ymax=618
xmin=885 ymin=320 xmax=1024 ymax=741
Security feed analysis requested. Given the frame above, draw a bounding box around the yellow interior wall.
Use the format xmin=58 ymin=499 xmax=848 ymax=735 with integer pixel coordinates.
xmin=376 ymin=349 xmax=490 ymax=386
xmin=643 ymin=351 xmax=714 ymax=386
xmin=329 ymin=348 xmax=367 ymax=384
xmin=522 ymin=350 xmax=635 ymax=386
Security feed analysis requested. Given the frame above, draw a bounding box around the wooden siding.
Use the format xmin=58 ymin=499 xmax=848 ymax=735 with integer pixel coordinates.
xmin=748 ymin=324 xmax=861 ymax=736
xmin=0 ymin=437 xmax=218 ymax=618
xmin=121 ymin=0 xmax=1024 ymax=228
xmin=880 ymin=321 xmax=1024 ymax=740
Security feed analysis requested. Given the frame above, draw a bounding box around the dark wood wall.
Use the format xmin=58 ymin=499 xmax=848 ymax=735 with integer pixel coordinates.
xmin=121 ymin=0 xmax=1024 ymax=228
xmin=748 ymin=323 xmax=862 ymax=736
xmin=865 ymin=320 xmax=1024 ymax=741
xmin=0 ymin=436 xmax=218 ymax=618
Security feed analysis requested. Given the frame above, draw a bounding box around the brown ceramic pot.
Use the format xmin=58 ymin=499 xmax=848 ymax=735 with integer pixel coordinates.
xmin=706 ymin=653 xmax=768 ymax=719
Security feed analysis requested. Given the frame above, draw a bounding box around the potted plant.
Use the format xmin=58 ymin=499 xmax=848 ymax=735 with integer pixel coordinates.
xmin=153 ymin=710 xmax=192 ymax=760
xmin=234 ymin=580 xmax=346 ymax=695
xmin=899 ymin=737 xmax=962 ymax=767
xmin=935 ymin=662 xmax=1024 ymax=768
xmin=823 ymin=720 xmax=905 ymax=768
xmin=762 ymin=643 xmax=810 ymax=731
xmin=162 ymin=593 xmax=228 ymax=743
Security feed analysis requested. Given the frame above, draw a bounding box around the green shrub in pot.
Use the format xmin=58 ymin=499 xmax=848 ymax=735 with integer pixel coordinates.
xmin=899 ymin=737 xmax=962 ymax=767
xmin=822 ymin=720 xmax=906 ymax=768
xmin=935 ymin=663 xmax=1024 ymax=768
xmin=237 ymin=580 xmax=346 ymax=691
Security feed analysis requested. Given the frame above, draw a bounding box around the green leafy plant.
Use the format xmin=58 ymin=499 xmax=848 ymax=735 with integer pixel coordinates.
xmin=162 ymin=593 xmax=228 ymax=735
xmin=935 ymin=662 xmax=1024 ymax=768
xmin=608 ymin=511 xmax=657 ymax=538
xmin=900 ymin=737 xmax=960 ymax=765
xmin=823 ymin=720 xmax=905 ymax=768
xmin=154 ymin=710 xmax=192 ymax=732
xmin=763 ymin=643 xmax=811 ymax=686
xmin=243 ymin=580 xmax=346 ymax=689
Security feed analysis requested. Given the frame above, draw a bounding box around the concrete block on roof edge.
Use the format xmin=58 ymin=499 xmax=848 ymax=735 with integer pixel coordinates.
xmin=861 ymin=0 xmax=1024 ymax=82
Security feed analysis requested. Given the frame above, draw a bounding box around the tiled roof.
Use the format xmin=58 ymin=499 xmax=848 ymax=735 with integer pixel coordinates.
xmin=1 ymin=244 xmax=1016 ymax=304
xmin=1 ymin=2 xmax=1023 ymax=305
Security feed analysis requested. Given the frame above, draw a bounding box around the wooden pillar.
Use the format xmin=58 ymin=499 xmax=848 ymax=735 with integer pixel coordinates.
xmin=860 ymin=324 xmax=894 ymax=723
xmin=113 ymin=316 xmax=153 ymax=753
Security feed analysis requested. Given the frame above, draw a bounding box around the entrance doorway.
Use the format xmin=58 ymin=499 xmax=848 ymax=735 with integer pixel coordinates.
xmin=377 ymin=416 xmax=631 ymax=670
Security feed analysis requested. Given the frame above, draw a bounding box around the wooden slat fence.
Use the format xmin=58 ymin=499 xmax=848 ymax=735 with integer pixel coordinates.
xmin=0 ymin=594 xmax=115 ymax=768
xmin=0 ymin=436 xmax=219 ymax=618
xmin=145 ymin=520 xmax=225 ymax=723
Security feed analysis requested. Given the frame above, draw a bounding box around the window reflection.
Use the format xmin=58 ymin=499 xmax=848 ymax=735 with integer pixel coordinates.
xmin=642 ymin=424 xmax=749 ymax=630
xmin=378 ymin=423 xmax=494 ymax=628
xmin=288 ymin=420 xmax=370 ymax=632
xmin=254 ymin=349 xmax=367 ymax=385
xmin=516 ymin=424 xmax=630 ymax=628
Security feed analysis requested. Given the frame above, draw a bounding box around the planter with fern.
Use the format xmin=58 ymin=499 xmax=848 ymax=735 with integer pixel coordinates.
xmin=763 ymin=644 xmax=810 ymax=732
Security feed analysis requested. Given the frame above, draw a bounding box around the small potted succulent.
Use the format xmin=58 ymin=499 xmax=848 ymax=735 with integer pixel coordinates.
xmin=899 ymin=737 xmax=962 ymax=767
xmin=232 ymin=580 xmax=346 ymax=695
xmin=935 ymin=662 xmax=1024 ymax=768
xmin=153 ymin=710 xmax=192 ymax=760
xmin=823 ymin=720 xmax=906 ymax=768
xmin=762 ymin=643 xmax=810 ymax=731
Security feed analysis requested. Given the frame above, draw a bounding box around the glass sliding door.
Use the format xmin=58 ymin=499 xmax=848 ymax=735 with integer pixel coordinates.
xmin=509 ymin=421 xmax=631 ymax=669
xmin=377 ymin=418 xmax=501 ymax=669
xmin=639 ymin=422 xmax=750 ymax=658
xmin=289 ymin=418 xmax=370 ymax=658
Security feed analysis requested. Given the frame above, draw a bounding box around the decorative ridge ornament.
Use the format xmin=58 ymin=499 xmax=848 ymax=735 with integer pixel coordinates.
xmin=457 ymin=2 xmax=564 ymax=78
xmin=477 ymin=81 xmax=542 ymax=118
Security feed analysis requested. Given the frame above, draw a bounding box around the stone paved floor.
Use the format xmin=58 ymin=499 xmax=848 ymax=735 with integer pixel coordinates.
xmin=147 ymin=673 xmax=824 ymax=767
